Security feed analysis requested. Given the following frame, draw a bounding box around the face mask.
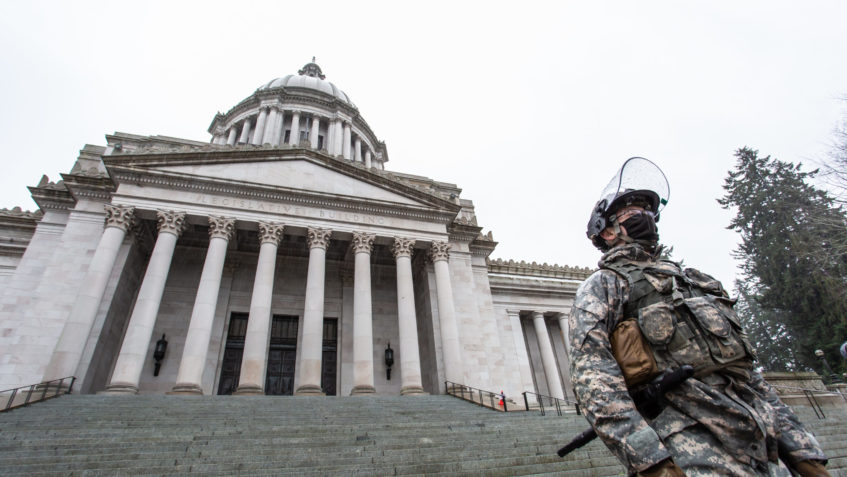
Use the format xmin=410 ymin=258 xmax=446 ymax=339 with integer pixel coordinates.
xmin=621 ymin=211 xmax=658 ymax=243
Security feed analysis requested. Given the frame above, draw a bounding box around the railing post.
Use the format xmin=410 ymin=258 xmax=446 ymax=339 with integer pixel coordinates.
xmin=523 ymin=392 xmax=529 ymax=411
xmin=68 ymin=376 xmax=75 ymax=394
xmin=539 ymin=397 xmax=545 ymax=416
xmin=503 ymin=395 xmax=508 ymax=412
xmin=555 ymin=398 xmax=561 ymax=416
xmin=4 ymin=388 xmax=17 ymax=411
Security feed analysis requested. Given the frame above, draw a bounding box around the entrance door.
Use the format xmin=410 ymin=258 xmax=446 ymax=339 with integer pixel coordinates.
xmin=264 ymin=315 xmax=298 ymax=396
xmin=321 ymin=318 xmax=338 ymax=396
xmin=217 ymin=313 xmax=248 ymax=395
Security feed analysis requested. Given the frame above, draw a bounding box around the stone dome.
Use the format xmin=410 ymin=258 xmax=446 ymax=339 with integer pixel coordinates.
xmin=257 ymin=59 xmax=354 ymax=107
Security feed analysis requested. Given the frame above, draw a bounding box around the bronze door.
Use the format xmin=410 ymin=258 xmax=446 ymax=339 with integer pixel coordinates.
xmin=321 ymin=318 xmax=338 ymax=396
xmin=217 ymin=313 xmax=248 ymax=395
xmin=264 ymin=315 xmax=299 ymax=396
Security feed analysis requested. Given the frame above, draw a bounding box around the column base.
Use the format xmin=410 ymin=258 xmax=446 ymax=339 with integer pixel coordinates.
xmin=233 ymin=384 xmax=265 ymax=396
xmin=400 ymin=386 xmax=427 ymax=396
xmin=350 ymin=385 xmax=376 ymax=396
xmin=99 ymin=383 xmax=138 ymax=395
xmin=167 ymin=383 xmax=204 ymax=395
xmin=294 ymin=384 xmax=325 ymax=396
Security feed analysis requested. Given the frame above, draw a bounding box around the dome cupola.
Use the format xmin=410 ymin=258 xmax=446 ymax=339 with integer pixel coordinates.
xmin=207 ymin=59 xmax=387 ymax=169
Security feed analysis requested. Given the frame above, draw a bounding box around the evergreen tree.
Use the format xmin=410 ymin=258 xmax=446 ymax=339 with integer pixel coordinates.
xmin=719 ymin=147 xmax=847 ymax=373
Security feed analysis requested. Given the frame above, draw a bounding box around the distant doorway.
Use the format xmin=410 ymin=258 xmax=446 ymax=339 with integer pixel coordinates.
xmin=265 ymin=315 xmax=298 ymax=396
xmin=321 ymin=318 xmax=338 ymax=396
xmin=217 ymin=313 xmax=247 ymax=395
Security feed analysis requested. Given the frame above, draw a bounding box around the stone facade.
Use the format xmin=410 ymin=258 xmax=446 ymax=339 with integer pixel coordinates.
xmin=0 ymin=61 xmax=592 ymax=402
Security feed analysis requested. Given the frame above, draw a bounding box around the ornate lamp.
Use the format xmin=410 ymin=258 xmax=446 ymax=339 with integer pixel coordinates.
xmin=153 ymin=334 xmax=168 ymax=377
xmin=815 ymin=349 xmax=842 ymax=384
xmin=385 ymin=343 xmax=394 ymax=380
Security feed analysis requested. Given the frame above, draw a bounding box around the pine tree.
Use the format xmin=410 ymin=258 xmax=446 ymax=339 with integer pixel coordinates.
xmin=719 ymin=147 xmax=847 ymax=373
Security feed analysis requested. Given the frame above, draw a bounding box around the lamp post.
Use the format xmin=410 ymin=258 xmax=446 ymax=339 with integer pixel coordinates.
xmin=814 ymin=349 xmax=842 ymax=384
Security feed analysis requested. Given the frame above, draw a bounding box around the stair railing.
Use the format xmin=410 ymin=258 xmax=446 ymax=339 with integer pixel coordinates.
xmin=1 ymin=376 xmax=75 ymax=412
xmin=522 ymin=390 xmax=579 ymax=416
xmin=768 ymin=384 xmax=841 ymax=419
xmin=445 ymin=381 xmax=509 ymax=412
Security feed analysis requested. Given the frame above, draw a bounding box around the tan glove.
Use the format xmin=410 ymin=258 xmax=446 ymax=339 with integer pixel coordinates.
xmin=637 ymin=458 xmax=686 ymax=477
xmin=793 ymin=459 xmax=830 ymax=477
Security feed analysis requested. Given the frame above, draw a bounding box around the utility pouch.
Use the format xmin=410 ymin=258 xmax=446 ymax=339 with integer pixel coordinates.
xmin=610 ymin=319 xmax=660 ymax=387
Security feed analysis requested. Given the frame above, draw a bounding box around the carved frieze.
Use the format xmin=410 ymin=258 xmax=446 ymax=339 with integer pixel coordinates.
xmin=307 ymin=227 xmax=332 ymax=250
xmin=350 ymin=232 xmax=375 ymax=254
xmin=156 ymin=210 xmax=187 ymax=237
xmin=391 ymin=237 xmax=415 ymax=259
xmin=258 ymin=221 xmax=284 ymax=245
xmin=429 ymin=241 xmax=451 ymax=262
xmin=104 ymin=204 xmax=135 ymax=232
xmin=208 ymin=216 xmax=236 ymax=241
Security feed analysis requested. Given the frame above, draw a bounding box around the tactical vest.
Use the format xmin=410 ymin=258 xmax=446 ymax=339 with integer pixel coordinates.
xmin=602 ymin=259 xmax=756 ymax=386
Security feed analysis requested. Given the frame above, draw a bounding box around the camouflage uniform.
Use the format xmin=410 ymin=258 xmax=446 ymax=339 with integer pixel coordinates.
xmin=569 ymin=243 xmax=827 ymax=476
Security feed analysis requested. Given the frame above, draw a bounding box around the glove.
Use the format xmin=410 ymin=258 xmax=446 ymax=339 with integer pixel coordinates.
xmin=793 ymin=460 xmax=830 ymax=477
xmin=637 ymin=458 xmax=686 ymax=477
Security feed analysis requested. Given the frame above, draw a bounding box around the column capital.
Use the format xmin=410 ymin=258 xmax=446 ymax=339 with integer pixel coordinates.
xmin=505 ymin=309 xmax=521 ymax=318
xmin=258 ymin=221 xmax=284 ymax=245
xmin=156 ymin=210 xmax=186 ymax=237
xmin=351 ymin=231 xmax=375 ymax=254
xmin=429 ymin=241 xmax=451 ymax=262
xmin=307 ymin=227 xmax=332 ymax=249
xmin=104 ymin=204 xmax=135 ymax=232
xmin=291 ymin=109 xmax=301 ymax=116
xmin=391 ymin=237 xmax=415 ymax=259
xmin=208 ymin=216 xmax=236 ymax=241
xmin=531 ymin=310 xmax=545 ymax=319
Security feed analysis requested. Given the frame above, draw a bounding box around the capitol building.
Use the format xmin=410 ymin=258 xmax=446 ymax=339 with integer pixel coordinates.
xmin=0 ymin=60 xmax=591 ymax=403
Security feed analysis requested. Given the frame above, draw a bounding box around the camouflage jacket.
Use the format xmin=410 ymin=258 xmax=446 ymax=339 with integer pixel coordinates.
xmin=568 ymin=243 xmax=826 ymax=474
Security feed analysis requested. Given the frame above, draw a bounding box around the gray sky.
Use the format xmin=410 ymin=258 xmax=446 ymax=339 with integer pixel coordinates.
xmin=2 ymin=1 xmax=846 ymax=288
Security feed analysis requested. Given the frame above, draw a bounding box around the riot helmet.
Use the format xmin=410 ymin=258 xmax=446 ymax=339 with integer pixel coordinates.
xmin=587 ymin=157 xmax=670 ymax=251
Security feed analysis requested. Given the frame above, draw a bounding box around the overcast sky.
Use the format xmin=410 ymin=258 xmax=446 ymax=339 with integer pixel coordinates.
xmin=2 ymin=1 xmax=846 ymax=288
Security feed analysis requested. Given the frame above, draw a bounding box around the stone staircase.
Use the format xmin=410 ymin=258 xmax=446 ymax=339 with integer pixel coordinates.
xmin=0 ymin=394 xmax=845 ymax=476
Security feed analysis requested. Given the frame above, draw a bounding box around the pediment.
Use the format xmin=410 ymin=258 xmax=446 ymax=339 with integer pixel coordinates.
xmin=151 ymin=158 xmax=429 ymax=207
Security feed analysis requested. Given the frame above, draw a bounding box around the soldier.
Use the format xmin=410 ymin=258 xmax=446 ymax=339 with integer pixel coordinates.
xmin=569 ymin=157 xmax=830 ymax=476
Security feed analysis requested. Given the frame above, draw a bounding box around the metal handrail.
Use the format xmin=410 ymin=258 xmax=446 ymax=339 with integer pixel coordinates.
xmin=769 ymin=384 xmax=842 ymax=419
xmin=445 ymin=381 xmax=509 ymax=412
xmin=522 ymin=390 xmax=579 ymax=417
xmin=1 ymin=376 xmax=76 ymax=412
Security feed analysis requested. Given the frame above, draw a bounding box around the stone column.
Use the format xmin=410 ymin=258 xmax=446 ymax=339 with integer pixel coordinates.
xmin=171 ymin=216 xmax=236 ymax=395
xmin=234 ymin=222 xmax=284 ymax=395
xmin=309 ymin=116 xmax=320 ymax=149
xmin=507 ymin=310 xmax=536 ymax=404
xmin=333 ymin=118 xmax=344 ymax=156
xmin=237 ymin=119 xmax=252 ymax=144
xmin=350 ymin=232 xmax=376 ymax=395
xmin=342 ymin=122 xmax=352 ymax=160
xmin=262 ymin=108 xmax=279 ymax=145
xmin=532 ymin=311 xmax=564 ymax=400
xmin=354 ymin=138 xmax=362 ymax=162
xmin=289 ymin=110 xmax=301 ymax=146
xmin=251 ymin=108 xmax=268 ymax=145
xmin=103 ymin=210 xmax=186 ymax=394
xmin=364 ymin=150 xmax=372 ymax=169
xmin=392 ymin=238 xmax=424 ymax=395
xmin=430 ymin=241 xmax=463 ymax=384
xmin=295 ymin=227 xmax=331 ymax=395
xmin=557 ymin=312 xmax=570 ymax=355
xmin=43 ymin=205 xmax=135 ymax=384
xmin=226 ymin=127 xmax=237 ymax=146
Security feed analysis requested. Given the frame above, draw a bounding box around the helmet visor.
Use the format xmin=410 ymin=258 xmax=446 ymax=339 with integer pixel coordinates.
xmin=597 ymin=157 xmax=670 ymax=214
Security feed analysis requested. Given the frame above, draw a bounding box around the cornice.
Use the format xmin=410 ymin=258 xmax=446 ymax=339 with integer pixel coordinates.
xmin=470 ymin=231 xmax=497 ymax=257
xmin=488 ymin=274 xmax=581 ymax=298
xmin=27 ymin=184 xmax=75 ymax=211
xmin=487 ymin=257 xmax=594 ymax=280
xmin=60 ymin=173 xmax=116 ymax=202
xmin=448 ymin=222 xmax=483 ymax=243
xmin=0 ymin=208 xmax=42 ymax=224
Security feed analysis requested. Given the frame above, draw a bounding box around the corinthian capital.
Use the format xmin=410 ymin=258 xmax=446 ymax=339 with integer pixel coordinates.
xmin=307 ymin=227 xmax=332 ymax=250
xmin=429 ymin=241 xmax=451 ymax=262
xmin=156 ymin=210 xmax=186 ymax=237
xmin=104 ymin=204 xmax=135 ymax=232
xmin=208 ymin=216 xmax=236 ymax=241
xmin=391 ymin=237 xmax=415 ymax=259
xmin=258 ymin=221 xmax=284 ymax=245
xmin=351 ymin=232 xmax=375 ymax=254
